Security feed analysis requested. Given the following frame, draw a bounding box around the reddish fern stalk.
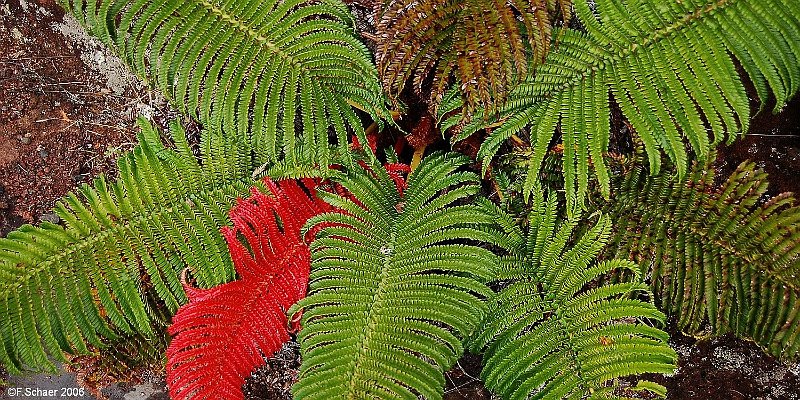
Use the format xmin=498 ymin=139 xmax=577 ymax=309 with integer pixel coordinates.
xmin=166 ymin=179 xmax=331 ymax=400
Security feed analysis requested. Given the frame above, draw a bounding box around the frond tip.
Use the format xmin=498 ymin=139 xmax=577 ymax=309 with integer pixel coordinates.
xmin=166 ymin=179 xmax=331 ymax=400
xmin=292 ymin=153 xmax=499 ymax=400
xmin=473 ymin=190 xmax=677 ymax=399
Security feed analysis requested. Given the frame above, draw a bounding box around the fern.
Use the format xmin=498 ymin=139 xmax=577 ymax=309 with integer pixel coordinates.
xmin=291 ymin=153 xmax=499 ymax=399
xmin=167 ymin=178 xmax=330 ymax=400
xmin=59 ymin=0 xmax=389 ymax=166
xmin=0 ymin=120 xmax=257 ymax=373
xmin=598 ymin=156 xmax=800 ymax=359
xmin=446 ymin=0 xmax=800 ymax=209
xmin=472 ymin=190 xmax=676 ymax=399
xmin=375 ymin=0 xmax=570 ymax=115
xmin=3 ymin=1 xmax=796 ymax=397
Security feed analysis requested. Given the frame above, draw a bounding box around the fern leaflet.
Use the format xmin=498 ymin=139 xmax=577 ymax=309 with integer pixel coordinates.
xmin=59 ymin=0 xmax=390 ymax=167
xmin=598 ymin=156 xmax=800 ymax=359
xmin=375 ymin=0 xmax=570 ymax=115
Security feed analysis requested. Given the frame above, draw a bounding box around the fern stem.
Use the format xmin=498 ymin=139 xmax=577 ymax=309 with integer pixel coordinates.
xmin=410 ymin=146 xmax=426 ymax=170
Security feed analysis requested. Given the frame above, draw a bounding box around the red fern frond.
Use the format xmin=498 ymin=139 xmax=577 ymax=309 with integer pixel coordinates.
xmin=385 ymin=163 xmax=411 ymax=195
xmin=166 ymin=178 xmax=331 ymax=400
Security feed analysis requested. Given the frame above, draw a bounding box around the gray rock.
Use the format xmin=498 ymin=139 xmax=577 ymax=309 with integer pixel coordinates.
xmin=40 ymin=213 xmax=60 ymax=224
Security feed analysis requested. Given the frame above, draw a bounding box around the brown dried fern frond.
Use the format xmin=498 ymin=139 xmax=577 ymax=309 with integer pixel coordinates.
xmin=375 ymin=0 xmax=570 ymax=118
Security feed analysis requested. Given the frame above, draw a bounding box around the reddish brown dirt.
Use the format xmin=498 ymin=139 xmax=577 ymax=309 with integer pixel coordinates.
xmin=1 ymin=0 xmax=800 ymax=399
xmin=0 ymin=0 xmax=170 ymax=398
xmin=0 ymin=0 xmax=171 ymax=237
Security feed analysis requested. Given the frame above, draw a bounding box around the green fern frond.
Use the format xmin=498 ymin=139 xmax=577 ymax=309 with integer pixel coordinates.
xmin=448 ymin=0 xmax=800 ymax=209
xmin=291 ymin=153 xmax=499 ymax=400
xmin=0 ymin=120 xmax=258 ymax=373
xmin=59 ymin=0 xmax=389 ymax=167
xmin=257 ymin=142 xmax=363 ymax=181
xmin=472 ymin=190 xmax=677 ymax=399
xmin=599 ymin=156 xmax=800 ymax=359
xmin=86 ymin=286 xmax=170 ymax=380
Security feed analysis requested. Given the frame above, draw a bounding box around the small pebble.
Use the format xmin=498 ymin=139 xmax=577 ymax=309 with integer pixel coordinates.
xmin=10 ymin=27 xmax=23 ymax=42
xmin=17 ymin=135 xmax=30 ymax=144
xmin=93 ymin=50 xmax=105 ymax=64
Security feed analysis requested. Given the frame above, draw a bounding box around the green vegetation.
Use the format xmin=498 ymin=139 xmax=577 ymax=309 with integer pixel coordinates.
xmin=0 ymin=0 xmax=798 ymax=398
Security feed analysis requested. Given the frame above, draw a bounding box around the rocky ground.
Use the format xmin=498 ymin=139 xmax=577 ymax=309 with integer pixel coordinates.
xmin=1 ymin=0 xmax=799 ymax=399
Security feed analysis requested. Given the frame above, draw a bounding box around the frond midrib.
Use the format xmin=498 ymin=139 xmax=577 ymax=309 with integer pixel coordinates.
xmin=551 ymin=301 xmax=592 ymax=393
xmin=345 ymin=230 xmax=397 ymax=399
xmin=194 ymin=0 xmax=302 ymax=71
xmin=544 ymin=0 xmax=736 ymax=94
xmin=535 ymin=275 xmax=592 ymax=395
xmin=0 ymin=175 xmax=253 ymax=297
